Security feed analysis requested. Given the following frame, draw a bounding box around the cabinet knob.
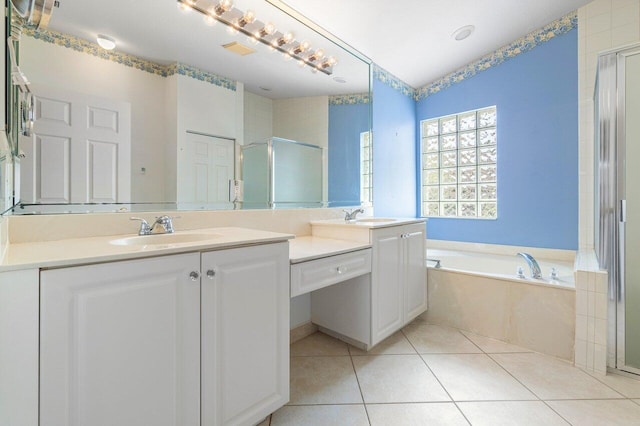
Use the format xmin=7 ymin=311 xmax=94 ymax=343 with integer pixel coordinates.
xmin=337 ymin=266 xmax=345 ymax=274
xmin=189 ymin=271 xmax=200 ymax=281
xmin=206 ymin=269 xmax=216 ymax=279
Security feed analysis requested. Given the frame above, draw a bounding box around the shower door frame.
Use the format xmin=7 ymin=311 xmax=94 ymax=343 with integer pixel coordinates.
xmin=600 ymin=44 xmax=640 ymax=376
xmin=616 ymin=45 xmax=640 ymax=376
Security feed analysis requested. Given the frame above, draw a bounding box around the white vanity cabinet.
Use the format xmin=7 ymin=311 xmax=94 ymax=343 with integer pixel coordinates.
xmin=371 ymin=222 xmax=427 ymax=346
xmin=201 ymin=243 xmax=289 ymax=426
xmin=310 ymin=220 xmax=427 ymax=350
xmin=40 ymin=253 xmax=202 ymax=426
xmin=38 ymin=242 xmax=289 ymax=426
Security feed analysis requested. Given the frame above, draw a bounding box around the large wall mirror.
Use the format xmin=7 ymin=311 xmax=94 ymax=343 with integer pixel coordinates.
xmin=3 ymin=0 xmax=372 ymax=214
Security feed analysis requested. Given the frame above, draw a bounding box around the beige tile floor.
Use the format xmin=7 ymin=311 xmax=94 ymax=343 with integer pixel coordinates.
xmin=260 ymin=319 xmax=640 ymax=425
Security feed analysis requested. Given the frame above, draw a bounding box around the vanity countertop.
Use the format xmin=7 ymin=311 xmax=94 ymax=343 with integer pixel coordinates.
xmin=0 ymin=227 xmax=294 ymax=272
xmin=289 ymin=236 xmax=371 ymax=264
xmin=310 ymin=217 xmax=426 ymax=229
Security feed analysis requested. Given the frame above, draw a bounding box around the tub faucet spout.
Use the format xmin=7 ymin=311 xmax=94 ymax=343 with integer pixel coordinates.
xmin=517 ymin=252 xmax=542 ymax=279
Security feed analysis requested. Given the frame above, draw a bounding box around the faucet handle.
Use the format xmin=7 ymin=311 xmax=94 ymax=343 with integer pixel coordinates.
xmin=154 ymin=215 xmax=179 ymax=233
xmin=130 ymin=217 xmax=152 ymax=235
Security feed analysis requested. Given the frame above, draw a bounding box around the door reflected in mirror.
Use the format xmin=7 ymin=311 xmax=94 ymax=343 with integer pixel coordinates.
xmin=7 ymin=0 xmax=371 ymax=214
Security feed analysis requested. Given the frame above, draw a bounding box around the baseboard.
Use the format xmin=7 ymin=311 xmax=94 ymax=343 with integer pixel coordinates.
xmin=290 ymin=321 xmax=318 ymax=344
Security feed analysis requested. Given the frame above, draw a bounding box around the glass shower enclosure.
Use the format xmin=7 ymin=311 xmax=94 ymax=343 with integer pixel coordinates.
xmin=595 ymin=43 xmax=640 ymax=375
xmin=241 ymin=137 xmax=323 ymax=209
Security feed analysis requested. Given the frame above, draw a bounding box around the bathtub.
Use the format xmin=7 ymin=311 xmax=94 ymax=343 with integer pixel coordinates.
xmin=424 ymin=241 xmax=576 ymax=361
xmin=426 ymin=248 xmax=575 ymax=289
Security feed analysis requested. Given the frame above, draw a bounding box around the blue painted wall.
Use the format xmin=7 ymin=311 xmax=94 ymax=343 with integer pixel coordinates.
xmin=328 ymin=102 xmax=370 ymax=206
xmin=372 ymin=80 xmax=417 ymax=217
xmin=414 ymin=29 xmax=578 ymax=249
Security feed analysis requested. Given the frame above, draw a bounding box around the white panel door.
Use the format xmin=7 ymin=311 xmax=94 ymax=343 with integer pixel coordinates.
xmin=201 ymin=243 xmax=289 ymax=426
xmin=40 ymin=253 xmax=200 ymax=426
xmin=20 ymin=86 xmax=131 ymax=204
xmin=403 ymin=224 xmax=428 ymax=322
xmin=371 ymin=227 xmax=404 ymax=346
xmin=180 ymin=132 xmax=234 ymax=210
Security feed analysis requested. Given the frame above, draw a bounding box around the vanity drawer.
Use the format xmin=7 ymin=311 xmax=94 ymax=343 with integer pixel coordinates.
xmin=291 ymin=248 xmax=372 ymax=297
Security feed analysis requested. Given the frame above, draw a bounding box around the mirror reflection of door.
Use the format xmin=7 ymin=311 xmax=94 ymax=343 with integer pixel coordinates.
xmin=19 ymin=86 xmax=131 ymax=204
xmin=179 ymin=132 xmax=234 ymax=210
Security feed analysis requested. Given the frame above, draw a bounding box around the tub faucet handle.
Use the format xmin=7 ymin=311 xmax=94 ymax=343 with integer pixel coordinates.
xmin=550 ymin=267 xmax=559 ymax=280
xmin=517 ymin=266 xmax=526 ymax=279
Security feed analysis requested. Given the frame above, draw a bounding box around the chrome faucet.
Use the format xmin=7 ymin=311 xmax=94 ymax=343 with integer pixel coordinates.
xmin=516 ymin=252 xmax=542 ymax=279
xmin=343 ymin=208 xmax=364 ymax=222
xmin=130 ymin=215 xmax=178 ymax=235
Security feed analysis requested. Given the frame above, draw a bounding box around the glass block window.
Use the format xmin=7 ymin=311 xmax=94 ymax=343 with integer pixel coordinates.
xmin=420 ymin=106 xmax=497 ymax=219
xmin=360 ymin=131 xmax=372 ymax=206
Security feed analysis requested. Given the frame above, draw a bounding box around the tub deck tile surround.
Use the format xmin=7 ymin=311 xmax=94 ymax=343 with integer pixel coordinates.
xmin=574 ymin=248 xmax=608 ymax=374
xmin=425 ymin=267 xmax=575 ymax=360
xmin=268 ymin=326 xmax=640 ymax=425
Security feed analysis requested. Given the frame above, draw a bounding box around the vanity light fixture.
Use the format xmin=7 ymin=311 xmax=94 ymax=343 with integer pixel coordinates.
xmin=96 ymin=34 xmax=116 ymax=50
xmin=176 ymin=0 xmax=337 ymax=75
xmin=452 ymin=25 xmax=475 ymax=41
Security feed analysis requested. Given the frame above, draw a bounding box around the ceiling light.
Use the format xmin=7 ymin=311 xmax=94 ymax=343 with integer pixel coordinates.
xmin=96 ymin=34 xmax=116 ymax=50
xmin=175 ymin=0 xmax=336 ymax=75
xmin=452 ymin=25 xmax=475 ymax=41
xmin=212 ymin=0 xmax=232 ymax=16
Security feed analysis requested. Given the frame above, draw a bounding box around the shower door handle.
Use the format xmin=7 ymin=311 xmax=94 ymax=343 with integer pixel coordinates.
xmin=621 ymin=199 xmax=626 ymax=223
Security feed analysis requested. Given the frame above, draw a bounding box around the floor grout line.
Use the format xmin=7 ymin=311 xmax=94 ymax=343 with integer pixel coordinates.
xmin=401 ymin=328 xmax=472 ymax=426
xmin=348 ymin=349 xmax=372 ymax=426
xmin=483 ymin=353 xmax=578 ymax=425
xmin=582 ymin=369 xmax=639 ymax=399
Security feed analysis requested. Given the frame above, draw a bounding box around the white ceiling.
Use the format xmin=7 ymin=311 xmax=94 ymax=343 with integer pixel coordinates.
xmin=278 ymin=0 xmax=592 ymax=88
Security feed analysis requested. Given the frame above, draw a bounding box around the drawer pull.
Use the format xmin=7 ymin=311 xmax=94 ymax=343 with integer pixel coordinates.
xmin=336 ymin=266 xmax=346 ymax=274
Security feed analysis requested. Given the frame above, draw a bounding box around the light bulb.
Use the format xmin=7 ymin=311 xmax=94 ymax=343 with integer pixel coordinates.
xmin=274 ymin=31 xmax=294 ymax=47
xmin=314 ymin=49 xmax=325 ymax=59
xmin=327 ymin=56 xmax=337 ymax=66
xmin=291 ymin=40 xmax=310 ymax=55
xmin=256 ymin=22 xmax=276 ymax=38
xmin=311 ymin=67 xmax=318 ymax=74
xmin=213 ymin=0 xmax=232 ymax=15
xmin=238 ymin=10 xmax=255 ymax=27
xmin=298 ymin=59 xmax=305 ymax=67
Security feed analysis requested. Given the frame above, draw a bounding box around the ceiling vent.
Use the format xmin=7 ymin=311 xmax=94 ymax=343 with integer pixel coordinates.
xmin=222 ymin=42 xmax=256 ymax=56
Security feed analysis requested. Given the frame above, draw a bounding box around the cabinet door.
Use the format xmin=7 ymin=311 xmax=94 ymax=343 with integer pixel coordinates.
xmin=403 ymin=224 xmax=427 ymax=322
xmin=201 ymin=242 xmax=289 ymax=426
xmin=40 ymin=253 xmax=201 ymax=426
xmin=371 ymin=227 xmax=404 ymax=346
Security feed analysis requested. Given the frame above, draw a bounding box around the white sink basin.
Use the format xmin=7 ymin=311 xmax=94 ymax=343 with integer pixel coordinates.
xmin=356 ymin=218 xmax=397 ymax=223
xmin=110 ymin=233 xmax=220 ymax=246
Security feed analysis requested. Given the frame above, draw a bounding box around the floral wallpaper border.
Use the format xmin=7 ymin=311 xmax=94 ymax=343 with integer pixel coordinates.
xmin=414 ymin=11 xmax=578 ymax=101
xmin=328 ymin=93 xmax=371 ymax=105
xmin=372 ymin=64 xmax=414 ymax=99
xmin=22 ymin=27 xmax=237 ymax=91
